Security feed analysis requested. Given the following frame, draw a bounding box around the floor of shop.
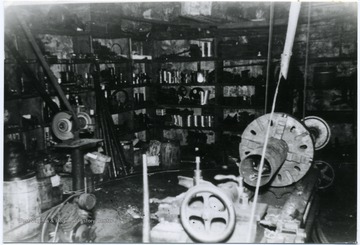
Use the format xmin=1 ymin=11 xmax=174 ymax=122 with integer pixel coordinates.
xmin=90 ymin=161 xmax=357 ymax=243
xmin=15 ymin=157 xmax=356 ymax=243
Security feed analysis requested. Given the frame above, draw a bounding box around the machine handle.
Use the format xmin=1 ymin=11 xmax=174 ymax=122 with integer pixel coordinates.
xmin=214 ymin=174 xmax=238 ymax=182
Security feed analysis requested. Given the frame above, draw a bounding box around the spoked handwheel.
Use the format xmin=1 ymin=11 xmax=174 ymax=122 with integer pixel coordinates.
xmin=180 ymin=185 xmax=236 ymax=243
xmin=314 ymin=160 xmax=335 ymax=189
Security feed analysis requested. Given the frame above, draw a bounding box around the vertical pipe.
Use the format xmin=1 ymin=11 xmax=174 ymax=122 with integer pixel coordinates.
xmin=265 ymin=2 xmax=275 ymax=113
xmin=247 ymin=3 xmax=302 ymax=242
xmin=303 ymin=3 xmax=312 ymax=118
xmin=71 ymin=148 xmax=84 ymax=191
xmin=142 ymin=154 xmax=150 ymax=243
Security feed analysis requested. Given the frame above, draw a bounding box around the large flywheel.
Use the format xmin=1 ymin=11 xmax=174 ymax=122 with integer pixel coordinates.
xmin=239 ymin=113 xmax=314 ymax=187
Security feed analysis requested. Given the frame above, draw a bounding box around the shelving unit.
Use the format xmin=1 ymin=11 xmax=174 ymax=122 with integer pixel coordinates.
xmin=149 ymin=33 xmax=268 ymax=164
xmin=4 ymin=29 xmax=156 ymax=152
xmin=6 ymin=3 xmax=355 ymax=169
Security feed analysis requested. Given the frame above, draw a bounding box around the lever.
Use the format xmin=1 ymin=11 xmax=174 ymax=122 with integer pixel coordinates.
xmin=214 ymin=174 xmax=238 ymax=182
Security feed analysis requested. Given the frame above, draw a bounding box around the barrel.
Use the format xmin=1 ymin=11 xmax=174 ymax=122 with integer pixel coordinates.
xmin=37 ymin=177 xmax=63 ymax=211
xmin=3 ymin=176 xmax=41 ymax=241
xmin=161 ymin=140 xmax=181 ymax=169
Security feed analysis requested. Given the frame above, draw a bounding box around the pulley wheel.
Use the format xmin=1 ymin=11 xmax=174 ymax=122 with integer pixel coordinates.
xmin=303 ymin=116 xmax=331 ymax=150
xmin=314 ymin=160 xmax=335 ymax=190
xmin=180 ymin=184 xmax=236 ymax=243
xmin=112 ymin=89 xmax=129 ymax=103
xmin=77 ymin=112 xmax=92 ymax=130
xmin=51 ymin=112 xmax=74 ymax=141
xmin=189 ymin=87 xmax=204 ymax=102
xmin=73 ymin=224 xmax=90 ymax=242
xmin=178 ymin=86 xmax=188 ymax=97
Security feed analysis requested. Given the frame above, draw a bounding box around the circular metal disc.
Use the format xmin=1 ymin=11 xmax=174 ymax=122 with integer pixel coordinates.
xmin=177 ymin=86 xmax=188 ymax=97
xmin=77 ymin=112 xmax=92 ymax=130
xmin=51 ymin=112 xmax=74 ymax=141
xmin=240 ymin=113 xmax=314 ymax=187
xmin=73 ymin=224 xmax=89 ymax=242
xmin=189 ymin=87 xmax=204 ymax=101
xmin=303 ymin=116 xmax=331 ymax=150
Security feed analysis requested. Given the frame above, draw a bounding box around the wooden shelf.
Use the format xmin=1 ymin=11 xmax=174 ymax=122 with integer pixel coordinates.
xmin=5 ymin=59 xmax=38 ymax=64
xmin=159 ymin=83 xmax=215 ymax=87
xmin=4 ymin=124 xmax=49 ymax=134
xmin=31 ymin=27 xmax=132 ymax=39
xmin=111 ymin=104 xmax=154 ymax=114
xmin=161 ymin=125 xmax=215 ymax=130
xmin=116 ymin=126 xmax=151 ymax=136
xmin=133 ymin=58 xmax=153 ymax=64
xmin=220 ymin=56 xmax=268 ymax=62
xmin=5 ymin=93 xmax=40 ymax=101
xmin=47 ymin=58 xmax=131 ymax=65
xmin=154 ymin=56 xmax=216 ymax=63
xmin=220 ymin=105 xmax=264 ymax=110
xmin=107 ymin=83 xmax=153 ymax=89
xmin=158 ymin=104 xmax=216 ymax=109
xmin=218 ymin=82 xmax=259 ymax=86
xmin=5 ymin=87 xmax=95 ymax=102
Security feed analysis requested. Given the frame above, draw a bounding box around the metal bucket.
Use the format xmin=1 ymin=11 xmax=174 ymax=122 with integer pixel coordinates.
xmin=37 ymin=177 xmax=63 ymax=211
xmin=3 ymin=176 xmax=41 ymax=241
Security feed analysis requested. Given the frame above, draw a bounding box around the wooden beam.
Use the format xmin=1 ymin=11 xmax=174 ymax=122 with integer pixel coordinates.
xmin=119 ymin=15 xmax=190 ymax=26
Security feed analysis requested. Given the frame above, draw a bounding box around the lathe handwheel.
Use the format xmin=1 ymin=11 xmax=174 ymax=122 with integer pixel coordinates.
xmin=314 ymin=160 xmax=335 ymax=189
xmin=180 ymin=185 xmax=236 ymax=243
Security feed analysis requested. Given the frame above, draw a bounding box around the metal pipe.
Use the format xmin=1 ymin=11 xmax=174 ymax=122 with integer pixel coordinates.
xmin=240 ymin=137 xmax=288 ymax=186
xmin=302 ymin=3 xmax=312 ymax=118
xmin=71 ymin=148 xmax=85 ymax=191
xmin=264 ymin=2 xmax=275 ymax=113
xmin=142 ymin=154 xmax=150 ymax=243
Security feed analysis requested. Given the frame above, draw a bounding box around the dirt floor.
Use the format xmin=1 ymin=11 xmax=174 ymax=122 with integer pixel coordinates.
xmin=91 ymin=162 xmax=357 ymax=243
xmin=14 ymin=159 xmax=357 ymax=243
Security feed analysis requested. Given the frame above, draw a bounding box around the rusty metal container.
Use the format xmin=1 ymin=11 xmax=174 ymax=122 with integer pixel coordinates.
xmin=3 ymin=175 xmax=41 ymax=241
xmin=37 ymin=177 xmax=62 ymax=211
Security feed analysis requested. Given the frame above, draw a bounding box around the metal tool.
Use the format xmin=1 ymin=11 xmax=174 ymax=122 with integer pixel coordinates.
xmin=51 ymin=112 xmax=75 ymax=141
xmin=77 ymin=112 xmax=92 ymax=130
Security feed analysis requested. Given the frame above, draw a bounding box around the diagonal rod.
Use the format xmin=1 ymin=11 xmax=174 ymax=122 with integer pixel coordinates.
xmin=15 ymin=13 xmax=80 ymax=136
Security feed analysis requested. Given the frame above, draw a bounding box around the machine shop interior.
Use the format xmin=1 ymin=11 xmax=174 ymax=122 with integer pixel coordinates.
xmin=2 ymin=1 xmax=357 ymax=243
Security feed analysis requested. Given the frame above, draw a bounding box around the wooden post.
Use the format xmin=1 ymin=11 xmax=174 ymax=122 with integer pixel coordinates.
xmin=265 ymin=2 xmax=275 ymax=113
